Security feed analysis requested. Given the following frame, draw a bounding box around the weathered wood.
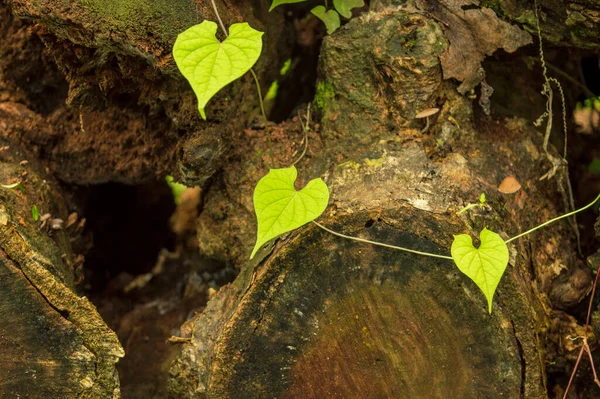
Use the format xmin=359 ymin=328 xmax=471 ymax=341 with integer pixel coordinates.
xmin=2 ymin=0 xmax=598 ymax=396
xmin=0 ymin=142 xmax=124 ymax=398
xmin=169 ymin=4 xmax=593 ymax=398
xmin=4 ymin=0 xmax=289 ymax=186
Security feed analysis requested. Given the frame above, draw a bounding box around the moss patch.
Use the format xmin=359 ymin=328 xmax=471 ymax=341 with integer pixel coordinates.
xmin=314 ymin=81 xmax=335 ymax=111
xmin=78 ymin=0 xmax=198 ymax=42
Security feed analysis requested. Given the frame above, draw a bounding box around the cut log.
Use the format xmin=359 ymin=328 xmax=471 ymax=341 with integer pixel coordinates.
xmin=169 ymin=5 xmax=592 ymax=398
xmin=0 ymin=142 xmax=124 ymax=397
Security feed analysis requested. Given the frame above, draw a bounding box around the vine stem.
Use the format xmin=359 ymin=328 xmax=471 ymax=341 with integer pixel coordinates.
xmin=209 ymin=0 xmax=273 ymax=165
xmin=562 ymin=263 xmax=600 ymax=399
xmin=291 ymin=104 xmax=311 ymax=166
xmin=505 ymin=192 xmax=600 ymax=244
xmin=312 ymin=221 xmax=454 ymax=260
xmin=209 ymin=0 xmax=228 ymax=39
xmin=313 ymin=191 xmax=600 ymax=261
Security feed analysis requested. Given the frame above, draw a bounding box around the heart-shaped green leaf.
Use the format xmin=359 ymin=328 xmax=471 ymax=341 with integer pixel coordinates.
xmin=451 ymin=228 xmax=509 ymax=313
xmin=251 ymin=166 xmax=329 ymax=259
xmin=173 ymin=21 xmax=263 ymax=120
xmin=311 ymin=6 xmax=341 ymax=35
xmin=333 ymin=0 xmax=364 ymax=18
xmin=269 ymin=0 xmax=307 ymax=12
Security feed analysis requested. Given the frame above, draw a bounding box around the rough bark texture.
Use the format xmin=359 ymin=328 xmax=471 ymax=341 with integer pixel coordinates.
xmin=1 ymin=0 xmax=599 ymax=397
xmin=4 ymin=0 xmax=289 ymax=185
xmin=0 ymin=141 xmax=124 ymax=397
xmin=168 ymin=3 xmax=593 ymax=398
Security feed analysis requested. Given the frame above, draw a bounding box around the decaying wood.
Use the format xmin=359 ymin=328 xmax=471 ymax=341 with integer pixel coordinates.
xmin=168 ymin=6 xmax=591 ymax=398
xmin=1 ymin=0 xmax=599 ymax=397
xmin=0 ymin=142 xmax=124 ymax=398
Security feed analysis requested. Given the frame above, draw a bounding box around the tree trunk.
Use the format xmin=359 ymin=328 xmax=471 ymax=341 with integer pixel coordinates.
xmin=0 ymin=137 xmax=124 ymax=397
xmin=169 ymin=3 xmax=596 ymax=398
xmin=2 ymin=0 xmax=599 ymax=397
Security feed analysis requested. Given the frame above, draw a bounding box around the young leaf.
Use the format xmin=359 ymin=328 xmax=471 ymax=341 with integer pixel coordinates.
xmin=31 ymin=205 xmax=39 ymax=221
xmin=451 ymin=228 xmax=509 ymax=313
xmin=165 ymin=175 xmax=188 ymax=205
xmin=173 ymin=21 xmax=263 ymax=120
xmin=1 ymin=182 xmax=21 ymax=189
xmin=311 ymin=6 xmax=341 ymax=35
xmin=479 ymin=192 xmax=486 ymax=206
xmin=251 ymin=166 xmax=329 ymax=259
xmin=269 ymin=0 xmax=307 ymax=12
xmin=333 ymin=0 xmax=364 ymax=18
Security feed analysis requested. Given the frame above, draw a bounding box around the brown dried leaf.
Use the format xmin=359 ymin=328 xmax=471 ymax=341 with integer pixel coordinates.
xmin=574 ymin=107 xmax=600 ymax=134
xmin=498 ymin=176 xmax=521 ymax=194
xmin=415 ymin=0 xmax=532 ymax=93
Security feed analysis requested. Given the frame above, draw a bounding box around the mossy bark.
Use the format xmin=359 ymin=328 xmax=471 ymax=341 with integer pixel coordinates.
xmin=2 ymin=0 xmax=599 ymax=397
xmin=0 ymin=141 xmax=124 ymax=398
xmin=168 ymin=5 xmax=592 ymax=398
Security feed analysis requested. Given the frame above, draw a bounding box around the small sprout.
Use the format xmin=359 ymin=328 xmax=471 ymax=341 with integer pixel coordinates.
xmin=479 ymin=193 xmax=486 ymax=206
xmin=498 ymin=176 xmax=521 ymax=194
xmin=457 ymin=193 xmax=486 ymax=215
xmin=31 ymin=205 xmax=40 ymax=221
xmin=1 ymin=181 xmax=21 ymax=189
xmin=415 ymin=107 xmax=440 ymax=133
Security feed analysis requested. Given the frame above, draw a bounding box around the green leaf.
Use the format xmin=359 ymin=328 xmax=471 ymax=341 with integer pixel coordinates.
xmin=173 ymin=21 xmax=263 ymax=120
xmin=269 ymin=0 xmax=307 ymax=12
xmin=32 ymin=205 xmax=39 ymax=221
xmin=333 ymin=0 xmax=364 ymax=18
xmin=451 ymin=228 xmax=509 ymax=313
xmin=311 ymin=6 xmax=341 ymax=35
xmin=264 ymin=81 xmax=279 ymax=102
xmin=251 ymin=166 xmax=329 ymax=259
xmin=589 ymin=159 xmax=600 ymax=174
xmin=280 ymin=59 xmax=292 ymax=76
xmin=165 ymin=175 xmax=188 ymax=205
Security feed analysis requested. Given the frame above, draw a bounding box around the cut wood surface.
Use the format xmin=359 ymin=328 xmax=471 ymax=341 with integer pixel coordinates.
xmin=1 ymin=0 xmax=599 ymax=397
xmin=169 ymin=5 xmax=592 ymax=398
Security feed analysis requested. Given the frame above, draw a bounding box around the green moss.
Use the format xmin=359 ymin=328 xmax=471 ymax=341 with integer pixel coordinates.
xmin=337 ymin=161 xmax=361 ymax=171
xmin=314 ymin=81 xmax=336 ymax=111
xmin=74 ymin=0 xmax=198 ymax=42
xmin=363 ymin=154 xmax=386 ymax=168
xmin=569 ymin=25 xmax=588 ymax=38
xmin=514 ymin=10 xmax=536 ymax=30
xmin=481 ymin=0 xmax=505 ymax=18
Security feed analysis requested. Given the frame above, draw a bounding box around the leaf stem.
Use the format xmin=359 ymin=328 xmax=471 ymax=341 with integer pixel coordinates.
xmin=249 ymin=68 xmax=269 ymax=126
xmin=292 ymin=104 xmax=311 ymax=166
xmin=209 ymin=0 xmax=228 ymax=38
xmin=312 ymin=221 xmax=454 ymax=260
xmin=209 ymin=0 xmax=273 ymax=165
xmin=505 ymin=192 xmax=600 ymax=244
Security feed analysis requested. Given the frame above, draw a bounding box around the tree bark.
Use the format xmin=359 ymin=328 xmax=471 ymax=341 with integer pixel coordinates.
xmin=0 ymin=137 xmax=124 ymax=397
xmin=169 ymin=3 xmax=595 ymax=398
xmin=2 ymin=0 xmax=599 ymax=397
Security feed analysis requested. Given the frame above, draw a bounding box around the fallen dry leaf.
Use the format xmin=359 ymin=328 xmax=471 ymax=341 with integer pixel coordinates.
xmin=498 ymin=176 xmax=521 ymax=194
xmin=574 ymin=107 xmax=600 ymax=134
xmin=415 ymin=0 xmax=532 ymax=93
